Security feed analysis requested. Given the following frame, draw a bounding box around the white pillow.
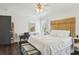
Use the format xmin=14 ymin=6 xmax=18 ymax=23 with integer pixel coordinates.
xmin=29 ymin=32 xmax=39 ymax=35
xmin=50 ymin=30 xmax=70 ymax=37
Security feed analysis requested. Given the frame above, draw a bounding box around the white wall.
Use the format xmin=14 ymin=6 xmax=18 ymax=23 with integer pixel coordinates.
xmin=0 ymin=4 xmax=79 ymax=42
xmin=12 ymin=15 xmax=29 ymax=34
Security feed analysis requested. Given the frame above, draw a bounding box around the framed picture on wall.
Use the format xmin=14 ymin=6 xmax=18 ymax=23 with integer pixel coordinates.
xmin=29 ymin=23 xmax=35 ymax=32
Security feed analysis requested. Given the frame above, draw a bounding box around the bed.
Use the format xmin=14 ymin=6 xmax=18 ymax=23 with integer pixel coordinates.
xmin=24 ymin=17 xmax=75 ymax=55
xmin=28 ymin=34 xmax=72 ymax=55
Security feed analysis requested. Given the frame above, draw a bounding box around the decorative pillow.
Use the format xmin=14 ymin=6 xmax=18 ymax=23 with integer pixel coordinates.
xmin=50 ymin=30 xmax=70 ymax=37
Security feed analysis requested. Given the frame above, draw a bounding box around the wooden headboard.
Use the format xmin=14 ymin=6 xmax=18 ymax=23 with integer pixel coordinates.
xmin=50 ymin=17 xmax=75 ymax=37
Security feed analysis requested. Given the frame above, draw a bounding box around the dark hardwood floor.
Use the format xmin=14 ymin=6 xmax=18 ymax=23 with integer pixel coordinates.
xmin=0 ymin=43 xmax=20 ymax=55
xmin=0 ymin=43 xmax=79 ymax=55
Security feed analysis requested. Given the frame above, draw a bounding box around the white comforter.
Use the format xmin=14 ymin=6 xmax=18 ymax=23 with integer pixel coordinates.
xmin=28 ymin=35 xmax=72 ymax=55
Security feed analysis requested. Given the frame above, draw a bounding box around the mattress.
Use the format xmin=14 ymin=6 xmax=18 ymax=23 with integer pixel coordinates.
xmin=28 ymin=35 xmax=73 ymax=55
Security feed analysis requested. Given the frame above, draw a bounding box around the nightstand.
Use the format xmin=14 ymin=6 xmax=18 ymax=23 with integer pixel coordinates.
xmin=73 ymin=37 xmax=79 ymax=51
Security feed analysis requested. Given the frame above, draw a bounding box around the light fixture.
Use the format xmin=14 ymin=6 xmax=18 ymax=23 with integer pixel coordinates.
xmin=35 ymin=3 xmax=44 ymax=13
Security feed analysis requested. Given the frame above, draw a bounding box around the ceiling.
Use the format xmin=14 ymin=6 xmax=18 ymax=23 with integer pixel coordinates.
xmin=0 ymin=3 xmax=79 ymax=17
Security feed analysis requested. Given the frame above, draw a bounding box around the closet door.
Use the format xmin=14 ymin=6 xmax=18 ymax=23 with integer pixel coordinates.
xmin=0 ymin=16 xmax=11 ymax=45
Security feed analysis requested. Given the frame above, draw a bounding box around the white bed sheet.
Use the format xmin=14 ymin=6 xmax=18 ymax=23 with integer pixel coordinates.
xmin=28 ymin=35 xmax=73 ymax=55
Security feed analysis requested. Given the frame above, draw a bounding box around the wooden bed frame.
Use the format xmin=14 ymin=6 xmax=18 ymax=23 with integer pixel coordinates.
xmin=50 ymin=17 xmax=76 ymax=37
